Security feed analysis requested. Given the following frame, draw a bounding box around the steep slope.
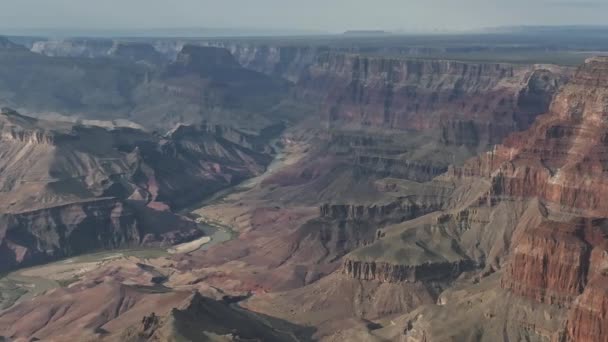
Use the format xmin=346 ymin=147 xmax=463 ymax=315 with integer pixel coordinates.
xmin=0 ymin=41 xmax=147 ymax=120
xmin=31 ymin=38 xmax=116 ymax=58
xmin=130 ymin=45 xmax=290 ymax=130
xmin=233 ymin=57 xmax=608 ymax=342
xmin=0 ymin=108 xmax=273 ymax=271
xmin=31 ymin=38 xmax=166 ymax=65
xmin=0 ymin=41 xmax=292 ymax=130
xmin=303 ymin=53 xmax=569 ymax=146
xmin=202 ymin=42 xmax=326 ymax=82
xmin=327 ymin=56 xmax=608 ymax=342
xmin=120 ymin=292 xmax=305 ymax=342
xmin=252 ymin=56 xmax=571 ymax=212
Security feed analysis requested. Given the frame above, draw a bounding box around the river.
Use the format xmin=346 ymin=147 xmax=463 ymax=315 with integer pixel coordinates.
xmin=0 ymin=137 xmax=288 ymax=310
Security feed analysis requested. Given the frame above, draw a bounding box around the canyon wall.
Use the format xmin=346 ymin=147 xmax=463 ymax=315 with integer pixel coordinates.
xmin=501 ymin=219 xmax=595 ymax=305
xmin=0 ymin=199 xmax=200 ymax=272
xmin=31 ymin=39 xmax=165 ymax=64
xmin=0 ymin=108 xmax=275 ymax=271
xmin=342 ymin=259 xmax=475 ymax=283
xmin=302 ymin=53 xmax=570 ymax=148
xmin=319 ymin=201 xmax=440 ymax=222
xmin=451 ymin=57 xmax=608 ymax=216
xmin=439 ymin=57 xmax=608 ymax=341
xmin=203 ymin=42 xmax=325 ymax=82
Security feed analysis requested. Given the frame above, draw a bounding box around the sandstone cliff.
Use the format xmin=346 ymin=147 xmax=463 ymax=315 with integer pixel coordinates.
xmin=452 ymin=57 xmax=608 ymax=216
xmin=319 ymin=200 xmax=440 ymax=222
xmin=302 ymin=53 xmax=569 ymax=148
xmin=425 ymin=56 xmax=608 ymax=341
xmin=501 ymin=219 xmax=599 ymax=305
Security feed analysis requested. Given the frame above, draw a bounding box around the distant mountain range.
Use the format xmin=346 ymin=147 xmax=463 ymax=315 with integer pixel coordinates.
xmin=0 ymin=26 xmax=329 ymax=38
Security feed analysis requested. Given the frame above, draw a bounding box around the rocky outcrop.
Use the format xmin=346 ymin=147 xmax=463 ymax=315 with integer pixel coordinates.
xmin=203 ymin=42 xmax=325 ymax=82
xmin=0 ymin=198 xmax=200 ymax=272
xmin=327 ymin=130 xmax=451 ymax=182
xmin=166 ymin=121 xmax=276 ymax=154
xmin=301 ymin=53 xmax=569 ymax=148
xmin=436 ymin=57 xmax=608 ymax=339
xmin=564 ymin=262 xmax=608 ymax=342
xmin=108 ymin=42 xmax=165 ymax=65
xmin=167 ymin=45 xmax=242 ymax=76
xmin=501 ymin=219 xmax=597 ymax=305
xmin=342 ymin=259 xmax=475 ymax=283
xmin=31 ymin=38 xmax=115 ymax=58
xmin=2 ymin=42 xmax=291 ymax=131
xmin=0 ymin=109 xmax=276 ymax=270
xmin=31 ymin=39 xmax=165 ymax=65
xmin=137 ymin=122 xmax=274 ymax=209
xmin=0 ymin=109 xmax=275 ymax=211
xmin=291 ymin=55 xmax=570 ymax=189
xmin=355 ymin=155 xmax=448 ymax=181
xmin=123 ymin=292 xmax=300 ymax=342
xmin=130 ymin=45 xmax=289 ymax=130
xmin=451 ymin=57 xmax=608 ymax=216
xmin=319 ymin=201 xmax=439 ymax=222
xmin=0 ymin=107 xmax=77 ymax=145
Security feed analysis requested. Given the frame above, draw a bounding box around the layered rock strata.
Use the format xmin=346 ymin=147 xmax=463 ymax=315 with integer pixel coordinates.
xmin=302 ymin=53 xmax=569 ymax=148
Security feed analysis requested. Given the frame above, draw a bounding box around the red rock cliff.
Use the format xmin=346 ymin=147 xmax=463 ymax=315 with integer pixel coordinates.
xmin=452 ymin=57 xmax=608 ymax=216
xmin=299 ymin=53 xmax=570 ymax=147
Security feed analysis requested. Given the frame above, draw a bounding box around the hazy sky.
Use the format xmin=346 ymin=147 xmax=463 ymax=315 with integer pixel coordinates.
xmin=0 ymin=0 xmax=606 ymax=33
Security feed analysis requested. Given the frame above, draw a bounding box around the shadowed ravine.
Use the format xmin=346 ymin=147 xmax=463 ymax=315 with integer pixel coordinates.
xmin=0 ymin=137 xmax=288 ymax=311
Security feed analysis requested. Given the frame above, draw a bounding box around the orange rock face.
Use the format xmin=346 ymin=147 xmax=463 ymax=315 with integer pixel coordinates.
xmin=301 ymin=53 xmax=569 ymax=147
xmin=454 ymin=57 xmax=608 ymax=216
xmin=564 ymin=257 xmax=608 ymax=342
xmin=456 ymin=57 xmax=608 ymax=341
xmin=501 ymin=219 xmax=603 ymax=305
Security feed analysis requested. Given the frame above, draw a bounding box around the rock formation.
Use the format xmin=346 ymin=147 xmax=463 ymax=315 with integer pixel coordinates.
xmin=6 ymin=33 xmax=608 ymax=342
xmin=303 ymin=53 xmax=569 ymax=148
xmin=0 ymin=108 xmax=274 ymax=270
xmin=366 ymin=56 xmax=608 ymax=342
xmin=0 ymin=42 xmax=292 ymax=131
xmin=203 ymin=42 xmax=326 ymax=82
xmin=120 ymin=292 xmax=303 ymax=342
xmin=319 ymin=200 xmax=439 ymax=222
xmin=452 ymin=57 xmax=608 ymax=216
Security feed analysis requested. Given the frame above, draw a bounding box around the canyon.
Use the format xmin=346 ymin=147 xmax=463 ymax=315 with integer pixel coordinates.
xmin=0 ymin=106 xmax=275 ymax=272
xmin=0 ymin=33 xmax=607 ymax=342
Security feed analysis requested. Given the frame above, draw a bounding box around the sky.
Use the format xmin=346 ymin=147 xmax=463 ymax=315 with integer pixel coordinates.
xmin=0 ymin=0 xmax=606 ymax=33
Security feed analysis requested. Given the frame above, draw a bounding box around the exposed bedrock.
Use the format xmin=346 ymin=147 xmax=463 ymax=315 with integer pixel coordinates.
xmin=342 ymin=259 xmax=475 ymax=283
xmin=0 ymin=109 xmax=274 ymax=271
xmin=31 ymin=39 xmax=166 ymax=65
xmin=564 ymin=258 xmax=608 ymax=342
xmin=319 ymin=201 xmax=440 ymax=222
xmin=500 ymin=219 xmax=603 ymax=305
xmin=31 ymin=38 xmax=115 ymax=58
xmin=325 ymin=130 xmax=453 ymax=182
xmin=108 ymin=42 xmax=165 ymax=65
xmin=0 ymin=199 xmax=200 ymax=272
xmin=301 ymin=53 xmax=569 ymax=147
xmin=203 ymin=42 xmax=325 ymax=82
xmin=121 ymin=291 xmax=300 ymax=342
xmin=354 ymin=155 xmax=448 ymax=181
xmin=449 ymin=56 xmax=608 ymax=216
xmin=500 ymin=218 xmax=608 ymax=341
